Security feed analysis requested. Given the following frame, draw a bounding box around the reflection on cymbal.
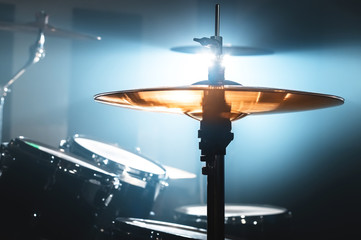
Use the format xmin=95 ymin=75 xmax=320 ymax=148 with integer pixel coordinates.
xmin=94 ymin=84 xmax=344 ymax=121
xmin=171 ymin=46 xmax=273 ymax=56
xmin=0 ymin=12 xmax=100 ymax=40
xmin=163 ymin=165 xmax=197 ymax=180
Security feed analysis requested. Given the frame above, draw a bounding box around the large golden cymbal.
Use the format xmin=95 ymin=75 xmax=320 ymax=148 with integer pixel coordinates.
xmin=94 ymin=84 xmax=344 ymax=121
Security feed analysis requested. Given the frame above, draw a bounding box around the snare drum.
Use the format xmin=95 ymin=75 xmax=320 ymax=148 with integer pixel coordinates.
xmin=174 ymin=204 xmax=292 ymax=240
xmin=111 ymin=217 xmax=239 ymax=240
xmin=0 ymin=137 xmax=120 ymax=239
xmin=60 ymin=135 xmax=167 ymax=219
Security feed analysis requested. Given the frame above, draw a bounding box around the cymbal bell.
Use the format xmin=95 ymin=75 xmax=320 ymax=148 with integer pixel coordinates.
xmin=94 ymin=83 xmax=344 ymax=121
xmin=170 ymin=45 xmax=273 ymax=56
xmin=0 ymin=12 xmax=100 ymax=40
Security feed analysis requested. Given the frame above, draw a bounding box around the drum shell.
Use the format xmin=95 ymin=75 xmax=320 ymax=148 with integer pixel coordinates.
xmin=60 ymin=135 xmax=167 ymax=219
xmin=173 ymin=204 xmax=293 ymax=240
xmin=0 ymin=138 xmax=118 ymax=239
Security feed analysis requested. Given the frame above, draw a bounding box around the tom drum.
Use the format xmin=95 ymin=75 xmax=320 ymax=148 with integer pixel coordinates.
xmin=0 ymin=137 xmax=120 ymax=239
xmin=60 ymin=135 xmax=167 ymax=221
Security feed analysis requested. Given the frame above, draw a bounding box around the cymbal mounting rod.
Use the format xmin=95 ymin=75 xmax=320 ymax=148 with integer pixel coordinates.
xmin=192 ymin=4 xmax=224 ymax=84
xmin=215 ymin=4 xmax=220 ymax=37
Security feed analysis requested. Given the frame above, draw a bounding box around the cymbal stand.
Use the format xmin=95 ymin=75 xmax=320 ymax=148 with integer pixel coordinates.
xmin=195 ymin=4 xmax=233 ymax=240
xmin=0 ymin=11 xmax=47 ymax=143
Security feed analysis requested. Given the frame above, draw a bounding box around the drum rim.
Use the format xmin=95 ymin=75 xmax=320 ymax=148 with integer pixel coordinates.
xmin=117 ymin=217 xmax=207 ymax=233
xmin=62 ymin=134 xmax=167 ymax=180
xmin=8 ymin=136 xmax=117 ymax=180
xmin=114 ymin=217 xmax=236 ymax=240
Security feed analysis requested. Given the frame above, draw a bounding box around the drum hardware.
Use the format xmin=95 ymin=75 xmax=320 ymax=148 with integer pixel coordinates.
xmin=0 ymin=11 xmax=100 ymax=144
xmin=94 ymin=4 xmax=343 ymax=240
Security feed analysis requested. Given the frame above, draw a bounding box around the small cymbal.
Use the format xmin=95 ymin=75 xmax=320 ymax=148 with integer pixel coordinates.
xmin=0 ymin=12 xmax=100 ymax=40
xmin=163 ymin=165 xmax=197 ymax=180
xmin=94 ymin=84 xmax=344 ymax=121
xmin=170 ymin=45 xmax=273 ymax=56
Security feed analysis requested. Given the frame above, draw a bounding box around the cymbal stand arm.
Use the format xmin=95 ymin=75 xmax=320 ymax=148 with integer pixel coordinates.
xmin=0 ymin=23 xmax=46 ymax=143
xmin=2 ymin=28 xmax=46 ymax=96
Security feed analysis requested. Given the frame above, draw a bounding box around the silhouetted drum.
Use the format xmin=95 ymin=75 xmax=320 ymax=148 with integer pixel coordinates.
xmin=173 ymin=204 xmax=292 ymax=240
xmin=111 ymin=217 xmax=239 ymax=240
xmin=60 ymin=135 xmax=167 ymax=218
xmin=0 ymin=137 xmax=120 ymax=239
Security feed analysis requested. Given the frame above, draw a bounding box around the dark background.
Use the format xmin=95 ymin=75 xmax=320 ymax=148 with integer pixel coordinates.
xmin=0 ymin=0 xmax=360 ymax=239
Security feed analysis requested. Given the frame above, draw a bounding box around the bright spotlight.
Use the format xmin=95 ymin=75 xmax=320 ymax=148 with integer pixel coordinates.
xmin=196 ymin=52 xmax=216 ymax=68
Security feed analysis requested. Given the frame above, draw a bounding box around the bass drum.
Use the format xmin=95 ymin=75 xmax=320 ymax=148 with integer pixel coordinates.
xmin=0 ymin=137 xmax=120 ymax=240
xmin=60 ymin=135 xmax=167 ymax=219
xmin=111 ymin=217 xmax=240 ymax=240
xmin=173 ymin=204 xmax=293 ymax=240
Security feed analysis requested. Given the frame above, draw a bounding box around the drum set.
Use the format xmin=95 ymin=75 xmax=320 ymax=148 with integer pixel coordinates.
xmin=0 ymin=4 xmax=343 ymax=240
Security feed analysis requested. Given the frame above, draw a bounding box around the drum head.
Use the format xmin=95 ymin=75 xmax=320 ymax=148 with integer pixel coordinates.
xmin=174 ymin=204 xmax=292 ymax=239
xmin=72 ymin=136 xmax=166 ymax=176
xmin=176 ymin=204 xmax=287 ymax=218
xmin=16 ymin=137 xmax=114 ymax=176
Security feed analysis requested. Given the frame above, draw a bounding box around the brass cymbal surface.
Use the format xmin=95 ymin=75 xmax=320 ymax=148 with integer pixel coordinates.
xmin=94 ymin=84 xmax=344 ymax=121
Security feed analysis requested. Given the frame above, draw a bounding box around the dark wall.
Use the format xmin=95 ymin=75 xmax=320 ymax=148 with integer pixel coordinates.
xmin=196 ymin=0 xmax=361 ymax=51
xmin=69 ymin=8 xmax=142 ymax=149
